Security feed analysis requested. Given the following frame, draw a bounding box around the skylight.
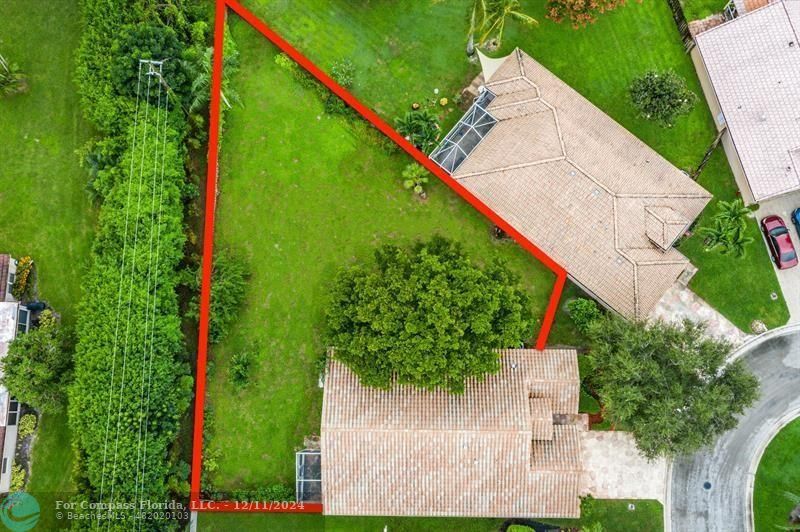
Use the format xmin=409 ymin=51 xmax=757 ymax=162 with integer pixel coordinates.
xmin=430 ymin=89 xmax=497 ymax=173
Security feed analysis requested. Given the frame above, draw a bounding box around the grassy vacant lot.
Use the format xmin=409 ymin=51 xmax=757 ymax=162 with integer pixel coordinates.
xmin=198 ymin=499 xmax=662 ymax=531
xmin=240 ymin=0 xmax=786 ymax=329
xmin=753 ymin=417 xmax=800 ymax=531
xmin=207 ymin=22 xmax=575 ymax=489
xmin=0 ymin=0 xmax=94 ymax=524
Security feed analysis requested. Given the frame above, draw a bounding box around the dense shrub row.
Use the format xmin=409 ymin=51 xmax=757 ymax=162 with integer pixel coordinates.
xmin=69 ymin=0 xmax=205 ymax=526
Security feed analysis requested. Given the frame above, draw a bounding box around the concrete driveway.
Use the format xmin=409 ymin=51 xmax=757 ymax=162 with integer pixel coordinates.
xmin=758 ymin=194 xmax=800 ymax=323
xmin=669 ymin=326 xmax=800 ymax=531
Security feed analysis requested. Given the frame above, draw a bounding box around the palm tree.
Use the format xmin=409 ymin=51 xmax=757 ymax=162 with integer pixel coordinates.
xmin=0 ymin=54 xmax=28 ymax=98
xmin=395 ymin=110 xmax=440 ymax=154
xmin=700 ymin=220 xmax=753 ymax=258
xmin=186 ymin=47 xmax=241 ymax=113
xmin=714 ymin=198 xmax=751 ymax=231
xmin=468 ymin=0 xmax=538 ymax=52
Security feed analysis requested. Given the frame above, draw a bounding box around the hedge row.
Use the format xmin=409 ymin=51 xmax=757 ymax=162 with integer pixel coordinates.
xmin=69 ymin=1 xmax=204 ymax=525
xmin=68 ymin=111 xmax=193 ymax=518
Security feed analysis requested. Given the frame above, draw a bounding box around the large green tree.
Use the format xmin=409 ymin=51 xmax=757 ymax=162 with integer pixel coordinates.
xmin=1 ymin=310 xmax=72 ymax=412
xmin=587 ymin=316 xmax=759 ymax=458
xmin=326 ymin=236 xmax=533 ymax=393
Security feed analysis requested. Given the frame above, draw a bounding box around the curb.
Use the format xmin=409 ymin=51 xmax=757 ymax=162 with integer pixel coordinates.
xmin=727 ymin=322 xmax=800 ymax=364
xmin=744 ymin=406 xmax=800 ymax=532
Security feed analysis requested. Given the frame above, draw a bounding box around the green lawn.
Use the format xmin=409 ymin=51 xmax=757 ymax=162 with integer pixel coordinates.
xmin=0 ymin=0 xmax=94 ymax=325
xmin=237 ymin=0 xmax=785 ymax=329
xmin=681 ymin=0 xmax=728 ymax=21
xmin=26 ymin=414 xmax=75 ymax=530
xmin=677 ymin=148 xmax=788 ymax=330
xmin=0 ymin=0 xmax=94 ymax=525
xmin=197 ymin=499 xmax=662 ymax=531
xmin=206 ymin=21 xmax=574 ymax=490
xmin=753 ymin=417 xmax=800 ymax=531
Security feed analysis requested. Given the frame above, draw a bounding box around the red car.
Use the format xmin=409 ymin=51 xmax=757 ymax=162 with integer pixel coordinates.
xmin=761 ymin=215 xmax=798 ymax=269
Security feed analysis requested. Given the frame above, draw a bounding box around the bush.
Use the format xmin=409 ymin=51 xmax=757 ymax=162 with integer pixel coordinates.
xmin=330 ymin=58 xmax=355 ymax=89
xmin=567 ymin=298 xmax=602 ymax=334
xmin=188 ymin=249 xmax=248 ymax=344
xmin=1 ymin=310 xmax=72 ymax=412
xmin=629 ymin=70 xmax=698 ymax=127
xmin=11 ymin=256 xmax=34 ymax=301
xmin=402 ymin=163 xmax=429 ymax=197
xmin=0 ymin=53 xmax=28 ymax=97
xmin=9 ymin=464 xmax=25 ymax=492
xmin=395 ymin=109 xmax=440 ymax=153
xmin=546 ymin=0 xmax=635 ymax=28
xmin=17 ymin=414 xmax=37 ymax=440
xmin=326 ymin=236 xmax=532 ymax=393
xmin=230 ymin=350 xmax=252 ymax=388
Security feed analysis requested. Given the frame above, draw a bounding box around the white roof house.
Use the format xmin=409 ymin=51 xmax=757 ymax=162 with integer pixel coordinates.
xmin=0 ymin=300 xmax=25 ymax=493
xmin=693 ymin=0 xmax=800 ymax=203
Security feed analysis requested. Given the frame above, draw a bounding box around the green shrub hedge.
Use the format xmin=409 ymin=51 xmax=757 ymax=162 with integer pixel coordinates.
xmin=68 ymin=109 xmax=193 ymax=520
xmin=69 ymin=1 xmax=204 ymax=525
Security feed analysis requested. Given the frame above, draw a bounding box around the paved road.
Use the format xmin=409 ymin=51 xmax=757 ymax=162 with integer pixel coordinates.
xmin=670 ymin=329 xmax=800 ymax=531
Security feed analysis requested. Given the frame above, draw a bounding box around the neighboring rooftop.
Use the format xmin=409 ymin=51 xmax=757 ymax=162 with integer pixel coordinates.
xmin=694 ymin=0 xmax=800 ymax=202
xmin=321 ymin=349 xmax=584 ymax=518
xmin=432 ymin=49 xmax=711 ymax=319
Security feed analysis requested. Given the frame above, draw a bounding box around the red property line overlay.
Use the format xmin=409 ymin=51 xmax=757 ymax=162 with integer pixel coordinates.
xmin=190 ymin=0 xmax=568 ymax=513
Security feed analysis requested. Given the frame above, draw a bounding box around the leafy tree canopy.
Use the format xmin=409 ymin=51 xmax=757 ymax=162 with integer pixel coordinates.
xmin=111 ymin=23 xmax=189 ymax=100
xmin=1 ymin=310 xmax=72 ymax=412
xmin=629 ymin=69 xmax=697 ymax=127
xmin=587 ymin=316 xmax=759 ymax=458
xmin=326 ymin=236 xmax=533 ymax=393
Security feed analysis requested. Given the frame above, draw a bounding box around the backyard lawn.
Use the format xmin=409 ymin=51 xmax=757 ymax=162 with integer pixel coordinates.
xmin=237 ymin=0 xmax=786 ymax=328
xmin=753 ymin=417 xmax=800 ymax=531
xmin=0 ymin=0 xmax=94 ymax=524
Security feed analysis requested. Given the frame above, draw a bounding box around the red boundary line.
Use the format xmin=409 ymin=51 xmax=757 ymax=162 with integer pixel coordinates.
xmin=190 ymin=0 xmax=568 ymax=513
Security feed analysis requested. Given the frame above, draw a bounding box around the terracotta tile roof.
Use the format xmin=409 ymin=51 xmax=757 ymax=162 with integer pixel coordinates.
xmin=532 ymin=425 xmax=583 ymax=471
xmin=321 ymin=349 xmax=584 ymax=518
xmin=695 ymin=1 xmax=800 ymax=201
xmin=646 ymin=206 xmax=691 ymax=250
xmin=441 ymin=49 xmax=711 ymax=320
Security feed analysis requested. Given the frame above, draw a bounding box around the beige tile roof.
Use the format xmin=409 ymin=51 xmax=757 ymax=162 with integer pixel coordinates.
xmin=695 ymin=1 xmax=800 ymax=201
xmin=447 ymin=49 xmax=711 ymax=319
xmin=321 ymin=349 xmax=583 ymax=518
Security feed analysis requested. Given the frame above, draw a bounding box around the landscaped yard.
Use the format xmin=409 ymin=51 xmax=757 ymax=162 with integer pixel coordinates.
xmin=0 ymin=0 xmax=94 ymax=524
xmin=237 ymin=0 xmax=786 ymax=330
xmin=205 ymin=18 xmax=577 ymax=490
xmin=753 ymin=417 xmax=800 ymax=531
xmin=204 ymin=0 xmax=780 ymax=527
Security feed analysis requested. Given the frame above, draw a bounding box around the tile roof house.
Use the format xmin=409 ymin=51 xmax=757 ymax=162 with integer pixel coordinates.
xmin=692 ymin=0 xmax=800 ymax=204
xmin=431 ymin=49 xmax=712 ymax=320
xmin=320 ymin=349 xmax=585 ymax=518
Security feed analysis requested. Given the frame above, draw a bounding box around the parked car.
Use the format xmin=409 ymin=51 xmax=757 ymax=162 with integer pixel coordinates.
xmin=761 ymin=215 xmax=798 ymax=269
xmin=791 ymin=208 xmax=800 ymax=236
